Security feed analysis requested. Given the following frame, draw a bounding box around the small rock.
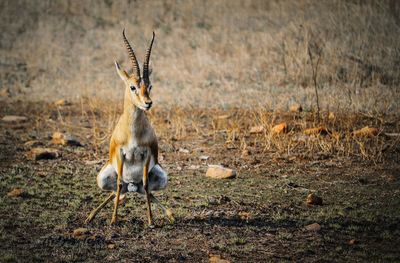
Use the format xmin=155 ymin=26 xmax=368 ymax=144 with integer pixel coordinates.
xmin=289 ymin=103 xmax=302 ymax=113
xmin=107 ymin=243 xmax=116 ymax=249
xmin=73 ymin=228 xmax=91 ymax=238
xmin=52 ymin=132 xmax=82 ymax=146
xmin=1 ymin=115 xmax=28 ymax=123
xmin=28 ymin=147 xmax=59 ymax=160
xmin=305 ymin=223 xmax=321 ymax=231
xmin=209 ymin=195 xmax=231 ymax=205
xmin=54 ymin=99 xmax=70 ymax=106
xmin=188 ymin=165 xmax=200 ymax=170
xmin=328 ymin=112 xmax=335 ymax=120
xmin=348 ymin=239 xmax=358 ymax=245
xmin=250 ymin=125 xmax=264 ymax=134
xmin=7 ymin=188 xmax=25 ymax=198
xmin=306 ymin=193 xmax=323 ymax=205
xmin=353 ymin=126 xmax=378 ymax=137
xmin=209 ymin=254 xmax=231 ymax=263
xmin=271 ymin=122 xmax=288 ymax=134
xmin=178 ymin=148 xmax=190 ymax=154
xmin=206 ymin=165 xmax=236 ymax=179
xmin=199 ymin=155 xmax=209 ymax=161
xmin=304 ymin=127 xmax=328 ymax=136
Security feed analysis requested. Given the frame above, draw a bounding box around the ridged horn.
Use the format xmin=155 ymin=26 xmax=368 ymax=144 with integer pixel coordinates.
xmin=122 ymin=29 xmax=140 ymax=80
xmin=143 ymin=31 xmax=155 ymax=85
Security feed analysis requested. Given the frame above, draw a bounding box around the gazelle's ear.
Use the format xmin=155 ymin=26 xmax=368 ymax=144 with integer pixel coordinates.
xmin=115 ymin=61 xmax=129 ymax=81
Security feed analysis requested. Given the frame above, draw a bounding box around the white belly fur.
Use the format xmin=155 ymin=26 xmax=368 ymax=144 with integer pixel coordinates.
xmin=112 ymin=145 xmax=156 ymax=184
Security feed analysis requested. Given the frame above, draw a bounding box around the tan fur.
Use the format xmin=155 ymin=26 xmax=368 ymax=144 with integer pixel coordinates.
xmin=86 ymin=31 xmax=173 ymax=226
xmin=108 ymin=80 xmax=158 ymax=168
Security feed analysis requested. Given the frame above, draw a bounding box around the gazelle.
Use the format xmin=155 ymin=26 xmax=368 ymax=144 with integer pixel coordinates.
xmin=85 ymin=29 xmax=174 ymax=226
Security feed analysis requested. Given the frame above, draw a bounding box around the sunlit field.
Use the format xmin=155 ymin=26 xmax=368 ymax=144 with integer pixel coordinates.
xmin=1 ymin=1 xmax=399 ymax=262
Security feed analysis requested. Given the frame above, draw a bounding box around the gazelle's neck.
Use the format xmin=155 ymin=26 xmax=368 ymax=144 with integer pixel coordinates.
xmin=122 ymin=86 xmax=146 ymax=136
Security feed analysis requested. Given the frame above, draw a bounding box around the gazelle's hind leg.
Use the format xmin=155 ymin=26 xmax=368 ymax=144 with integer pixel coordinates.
xmin=97 ymin=163 xmax=127 ymax=201
xmin=149 ymin=194 xmax=175 ymax=223
xmin=148 ymin=164 xmax=168 ymax=191
xmin=85 ymin=163 xmax=126 ymax=224
xmin=85 ymin=192 xmax=115 ymax=224
xmin=133 ymin=164 xmax=173 ymax=223
xmin=97 ymin=164 xmax=117 ymax=191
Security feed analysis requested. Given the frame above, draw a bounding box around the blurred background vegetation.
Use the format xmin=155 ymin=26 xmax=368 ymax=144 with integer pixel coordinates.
xmin=1 ymin=0 xmax=399 ymax=113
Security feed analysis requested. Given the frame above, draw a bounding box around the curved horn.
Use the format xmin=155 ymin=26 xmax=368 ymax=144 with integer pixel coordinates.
xmin=122 ymin=29 xmax=140 ymax=80
xmin=143 ymin=31 xmax=155 ymax=84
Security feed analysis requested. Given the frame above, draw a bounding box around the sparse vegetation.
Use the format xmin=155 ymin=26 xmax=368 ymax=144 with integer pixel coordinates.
xmin=0 ymin=100 xmax=399 ymax=261
xmin=1 ymin=0 xmax=399 ymax=113
xmin=1 ymin=0 xmax=400 ymax=262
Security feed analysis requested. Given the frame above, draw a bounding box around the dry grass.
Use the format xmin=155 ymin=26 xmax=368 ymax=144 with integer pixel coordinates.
xmin=41 ymin=97 xmax=399 ymax=165
xmin=1 ymin=0 xmax=400 ymax=113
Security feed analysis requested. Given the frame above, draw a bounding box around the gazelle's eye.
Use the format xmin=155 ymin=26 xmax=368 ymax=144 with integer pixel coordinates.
xmin=148 ymin=85 xmax=152 ymax=92
xmin=130 ymin=85 xmax=136 ymax=91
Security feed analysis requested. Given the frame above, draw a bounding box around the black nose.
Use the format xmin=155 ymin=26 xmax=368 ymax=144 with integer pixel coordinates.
xmin=146 ymin=101 xmax=152 ymax=107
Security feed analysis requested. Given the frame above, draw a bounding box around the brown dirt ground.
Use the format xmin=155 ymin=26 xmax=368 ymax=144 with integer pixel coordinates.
xmin=0 ymin=101 xmax=399 ymax=262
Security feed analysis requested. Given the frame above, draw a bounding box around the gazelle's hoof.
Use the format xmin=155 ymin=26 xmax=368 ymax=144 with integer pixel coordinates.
xmin=110 ymin=217 xmax=117 ymax=225
xmin=114 ymin=194 xmax=126 ymax=205
xmin=166 ymin=209 xmax=175 ymax=224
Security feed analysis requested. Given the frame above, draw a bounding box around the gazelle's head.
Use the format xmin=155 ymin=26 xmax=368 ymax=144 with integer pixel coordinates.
xmin=115 ymin=29 xmax=155 ymax=111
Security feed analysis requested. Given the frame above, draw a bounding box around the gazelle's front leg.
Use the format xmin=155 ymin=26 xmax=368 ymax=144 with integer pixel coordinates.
xmin=111 ymin=148 xmax=125 ymax=225
xmin=143 ymin=150 xmax=153 ymax=226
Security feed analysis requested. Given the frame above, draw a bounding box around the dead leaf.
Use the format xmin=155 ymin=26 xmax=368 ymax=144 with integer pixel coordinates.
xmin=238 ymin=211 xmax=251 ymax=221
xmin=52 ymin=132 xmax=82 ymax=146
xmin=73 ymin=228 xmax=91 ymax=238
xmin=271 ymin=122 xmax=288 ymax=134
xmin=304 ymin=127 xmax=328 ymax=136
xmin=7 ymin=188 xmax=24 ymax=198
